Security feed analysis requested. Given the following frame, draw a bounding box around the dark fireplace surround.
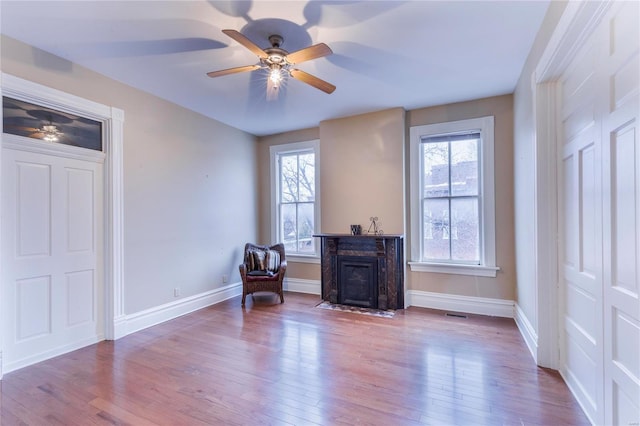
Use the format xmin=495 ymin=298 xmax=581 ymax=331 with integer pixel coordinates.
xmin=315 ymin=234 xmax=404 ymax=310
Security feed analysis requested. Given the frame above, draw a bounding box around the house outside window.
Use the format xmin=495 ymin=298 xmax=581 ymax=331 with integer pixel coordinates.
xmin=409 ymin=116 xmax=499 ymax=277
xmin=270 ymin=140 xmax=320 ymax=259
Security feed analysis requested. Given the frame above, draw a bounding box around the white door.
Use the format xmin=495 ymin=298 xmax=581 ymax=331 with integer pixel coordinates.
xmin=600 ymin=2 xmax=639 ymax=424
xmin=558 ymin=2 xmax=639 ymax=424
xmin=1 ymin=136 xmax=104 ymax=373
xmin=559 ymin=30 xmax=604 ymax=423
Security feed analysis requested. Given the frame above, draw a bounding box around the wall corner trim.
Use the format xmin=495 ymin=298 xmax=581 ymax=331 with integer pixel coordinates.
xmin=406 ymin=290 xmax=514 ymax=318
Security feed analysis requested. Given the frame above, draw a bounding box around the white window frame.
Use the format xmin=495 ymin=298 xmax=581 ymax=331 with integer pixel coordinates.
xmin=270 ymin=140 xmax=321 ymax=263
xmin=409 ymin=116 xmax=499 ymax=277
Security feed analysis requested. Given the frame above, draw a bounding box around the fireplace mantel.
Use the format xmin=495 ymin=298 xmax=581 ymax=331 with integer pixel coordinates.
xmin=314 ymin=234 xmax=404 ymax=310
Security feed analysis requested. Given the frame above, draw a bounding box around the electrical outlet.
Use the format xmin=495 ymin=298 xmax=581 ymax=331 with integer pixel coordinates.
xmin=222 ymin=274 xmax=228 ymax=283
xmin=173 ymin=287 xmax=180 ymax=297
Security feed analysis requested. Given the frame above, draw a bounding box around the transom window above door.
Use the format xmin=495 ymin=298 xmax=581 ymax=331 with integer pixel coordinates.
xmin=3 ymin=96 xmax=102 ymax=151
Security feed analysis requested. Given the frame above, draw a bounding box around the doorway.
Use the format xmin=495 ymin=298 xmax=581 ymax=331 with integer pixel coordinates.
xmin=0 ymin=74 xmax=125 ymax=377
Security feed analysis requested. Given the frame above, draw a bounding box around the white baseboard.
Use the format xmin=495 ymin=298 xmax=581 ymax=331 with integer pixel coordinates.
xmin=112 ymin=315 xmax=128 ymax=340
xmin=284 ymin=278 xmax=321 ymax=295
xmin=3 ymin=335 xmax=103 ymax=375
xmin=514 ymin=303 xmax=539 ymax=363
xmin=406 ymin=290 xmax=514 ymax=318
xmin=124 ymin=282 xmax=242 ymax=336
xmin=559 ymin=368 xmax=596 ymax=426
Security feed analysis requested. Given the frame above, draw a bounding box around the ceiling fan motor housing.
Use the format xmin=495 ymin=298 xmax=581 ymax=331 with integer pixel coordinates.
xmin=264 ymin=35 xmax=288 ymax=66
xmin=268 ymin=34 xmax=283 ymax=48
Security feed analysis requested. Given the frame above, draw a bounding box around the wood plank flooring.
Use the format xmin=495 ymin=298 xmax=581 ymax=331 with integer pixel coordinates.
xmin=0 ymin=292 xmax=589 ymax=425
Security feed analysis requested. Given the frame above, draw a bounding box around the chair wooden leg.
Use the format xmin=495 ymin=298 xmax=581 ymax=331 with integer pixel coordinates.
xmin=241 ymin=291 xmax=246 ymax=306
xmin=279 ymin=291 xmax=284 ymax=304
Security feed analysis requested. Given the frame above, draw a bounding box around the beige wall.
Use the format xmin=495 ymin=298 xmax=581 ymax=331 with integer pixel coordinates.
xmin=319 ymin=108 xmax=405 ymax=235
xmin=1 ymin=36 xmax=258 ymax=314
xmin=407 ymin=95 xmax=515 ymax=300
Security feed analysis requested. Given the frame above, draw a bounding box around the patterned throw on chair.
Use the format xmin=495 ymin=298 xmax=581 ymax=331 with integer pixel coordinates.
xmin=239 ymin=243 xmax=287 ymax=306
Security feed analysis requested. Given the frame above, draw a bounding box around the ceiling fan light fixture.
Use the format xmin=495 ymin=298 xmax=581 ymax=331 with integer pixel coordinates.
xmin=269 ymin=65 xmax=283 ymax=86
xmin=40 ymin=124 xmax=63 ymax=142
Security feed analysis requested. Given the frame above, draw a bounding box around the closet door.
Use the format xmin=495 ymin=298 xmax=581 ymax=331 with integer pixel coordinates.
xmin=558 ymin=3 xmax=639 ymax=424
xmin=558 ymin=31 xmax=604 ymax=424
xmin=1 ymin=137 xmax=105 ymax=373
xmin=601 ymin=2 xmax=639 ymax=424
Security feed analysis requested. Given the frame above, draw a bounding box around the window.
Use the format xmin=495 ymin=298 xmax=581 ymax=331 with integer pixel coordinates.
xmin=270 ymin=140 xmax=320 ymax=260
xmin=409 ymin=116 xmax=498 ymax=277
xmin=3 ymin=96 xmax=103 ymax=151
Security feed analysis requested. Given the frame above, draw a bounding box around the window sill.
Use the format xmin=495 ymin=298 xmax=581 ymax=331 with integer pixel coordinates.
xmin=287 ymin=255 xmax=321 ymax=265
xmin=408 ymin=261 xmax=500 ymax=277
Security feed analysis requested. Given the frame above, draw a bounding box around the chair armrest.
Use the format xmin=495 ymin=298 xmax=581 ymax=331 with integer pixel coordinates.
xmin=278 ymin=260 xmax=287 ymax=276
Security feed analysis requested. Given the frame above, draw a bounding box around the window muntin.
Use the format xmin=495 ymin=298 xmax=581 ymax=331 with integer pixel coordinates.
xmin=271 ymin=140 xmax=320 ymax=257
xmin=409 ymin=116 xmax=497 ymax=277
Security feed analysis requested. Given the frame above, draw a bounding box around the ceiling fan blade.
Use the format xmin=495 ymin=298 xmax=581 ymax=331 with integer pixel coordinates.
xmin=286 ymin=43 xmax=332 ymax=65
xmin=222 ymin=29 xmax=268 ymax=59
xmin=5 ymin=125 xmax=40 ymax=132
xmin=207 ymin=65 xmax=261 ymax=78
xmin=290 ymin=69 xmax=336 ymax=94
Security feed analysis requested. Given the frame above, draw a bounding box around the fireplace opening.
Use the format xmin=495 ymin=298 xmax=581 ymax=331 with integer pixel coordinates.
xmin=338 ymin=256 xmax=378 ymax=309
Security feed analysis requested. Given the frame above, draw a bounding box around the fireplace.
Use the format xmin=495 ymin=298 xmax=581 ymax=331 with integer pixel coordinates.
xmin=315 ymin=234 xmax=404 ymax=310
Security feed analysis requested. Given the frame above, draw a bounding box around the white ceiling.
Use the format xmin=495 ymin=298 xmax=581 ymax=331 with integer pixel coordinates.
xmin=1 ymin=1 xmax=549 ymax=136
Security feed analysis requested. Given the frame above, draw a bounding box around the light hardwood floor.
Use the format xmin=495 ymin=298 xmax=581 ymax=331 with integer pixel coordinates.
xmin=1 ymin=292 xmax=588 ymax=425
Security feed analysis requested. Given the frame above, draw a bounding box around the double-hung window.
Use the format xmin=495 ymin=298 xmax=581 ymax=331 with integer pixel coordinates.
xmin=409 ymin=116 xmax=498 ymax=277
xmin=270 ymin=140 xmax=320 ymax=259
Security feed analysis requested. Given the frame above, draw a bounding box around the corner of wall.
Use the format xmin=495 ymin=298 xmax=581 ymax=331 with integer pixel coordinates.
xmin=514 ymin=303 xmax=539 ymax=364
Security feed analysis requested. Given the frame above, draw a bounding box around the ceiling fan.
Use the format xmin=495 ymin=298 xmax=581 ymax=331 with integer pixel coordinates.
xmin=207 ymin=29 xmax=336 ymax=95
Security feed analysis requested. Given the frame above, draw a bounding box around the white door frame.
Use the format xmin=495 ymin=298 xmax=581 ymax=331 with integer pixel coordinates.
xmin=0 ymin=73 xmax=126 ymax=379
xmin=531 ymin=1 xmax=612 ymax=369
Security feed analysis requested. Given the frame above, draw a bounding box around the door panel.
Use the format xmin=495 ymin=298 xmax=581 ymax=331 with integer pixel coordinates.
xmin=1 ymin=143 xmax=104 ymax=373
xmin=66 ymin=167 xmax=95 ymax=253
xmin=16 ymin=161 xmax=51 ymax=257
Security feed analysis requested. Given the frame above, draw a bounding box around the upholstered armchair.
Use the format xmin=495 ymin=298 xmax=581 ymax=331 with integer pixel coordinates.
xmin=239 ymin=243 xmax=287 ymax=306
